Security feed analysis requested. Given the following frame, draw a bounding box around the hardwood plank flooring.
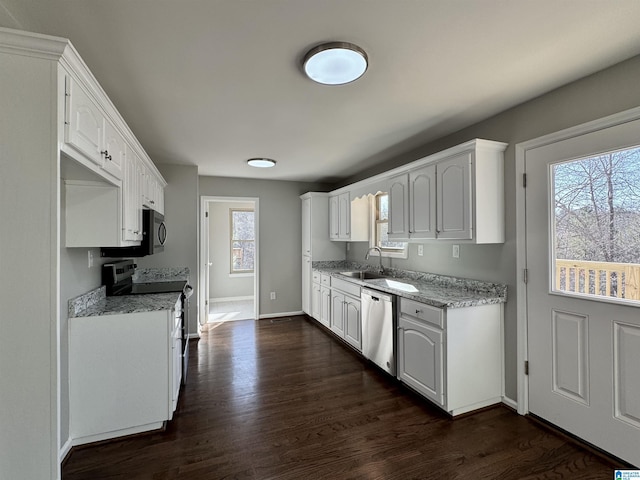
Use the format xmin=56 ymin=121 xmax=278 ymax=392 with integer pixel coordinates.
xmin=63 ymin=316 xmax=626 ymax=479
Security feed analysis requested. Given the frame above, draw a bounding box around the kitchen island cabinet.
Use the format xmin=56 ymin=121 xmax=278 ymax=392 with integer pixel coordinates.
xmin=69 ymin=295 xmax=182 ymax=446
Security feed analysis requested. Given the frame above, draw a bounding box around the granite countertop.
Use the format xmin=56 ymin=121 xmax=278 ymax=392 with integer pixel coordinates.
xmin=69 ymin=267 xmax=190 ymax=318
xmin=313 ymin=261 xmax=507 ymax=309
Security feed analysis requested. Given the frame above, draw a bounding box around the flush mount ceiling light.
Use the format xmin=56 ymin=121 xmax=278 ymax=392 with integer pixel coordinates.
xmin=303 ymin=42 xmax=368 ymax=85
xmin=247 ymin=158 xmax=276 ymax=168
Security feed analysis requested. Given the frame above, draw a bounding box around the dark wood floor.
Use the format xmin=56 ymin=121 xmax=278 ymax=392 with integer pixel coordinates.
xmin=63 ymin=316 xmax=625 ymax=479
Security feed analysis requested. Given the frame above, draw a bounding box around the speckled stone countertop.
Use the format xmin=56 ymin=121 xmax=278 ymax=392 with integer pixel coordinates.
xmin=69 ymin=267 xmax=189 ymax=318
xmin=313 ymin=261 xmax=507 ymax=309
xmin=69 ymin=288 xmax=181 ymax=318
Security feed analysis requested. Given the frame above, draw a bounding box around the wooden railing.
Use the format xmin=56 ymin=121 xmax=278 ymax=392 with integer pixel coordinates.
xmin=555 ymin=259 xmax=640 ymax=300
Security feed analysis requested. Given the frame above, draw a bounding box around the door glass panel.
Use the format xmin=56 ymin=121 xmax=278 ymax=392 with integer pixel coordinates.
xmin=551 ymin=146 xmax=640 ymax=303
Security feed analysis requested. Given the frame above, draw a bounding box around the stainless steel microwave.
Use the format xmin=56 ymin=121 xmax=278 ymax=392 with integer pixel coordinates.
xmin=100 ymin=209 xmax=166 ymax=258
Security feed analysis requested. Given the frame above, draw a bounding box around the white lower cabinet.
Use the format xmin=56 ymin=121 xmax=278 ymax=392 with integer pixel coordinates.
xmin=397 ymin=297 xmax=502 ymax=416
xmin=329 ymin=277 xmax=362 ymax=352
xmin=69 ymin=301 xmax=182 ymax=445
xmin=319 ymin=285 xmax=331 ymax=328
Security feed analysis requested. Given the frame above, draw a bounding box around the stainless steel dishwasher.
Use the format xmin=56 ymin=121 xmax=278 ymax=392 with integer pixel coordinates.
xmin=361 ymin=288 xmax=396 ymax=375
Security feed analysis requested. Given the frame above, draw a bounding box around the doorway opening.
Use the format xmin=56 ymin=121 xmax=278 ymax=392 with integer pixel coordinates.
xmin=200 ymin=196 xmax=259 ymax=332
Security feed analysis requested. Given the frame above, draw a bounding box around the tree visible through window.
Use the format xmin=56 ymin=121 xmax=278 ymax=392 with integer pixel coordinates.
xmin=230 ymin=209 xmax=255 ymax=273
xmin=553 ymin=146 xmax=640 ymax=300
xmin=375 ymin=193 xmax=406 ymax=252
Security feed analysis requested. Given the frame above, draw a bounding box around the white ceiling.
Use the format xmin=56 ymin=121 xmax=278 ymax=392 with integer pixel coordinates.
xmin=3 ymin=0 xmax=640 ymax=183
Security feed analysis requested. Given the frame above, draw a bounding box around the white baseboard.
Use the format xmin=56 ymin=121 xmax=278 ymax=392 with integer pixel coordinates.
xmin=210 ymin=296 xmax=253 ymax=303
xmin=259 ymin=310 xmax=304 ymax=319
xmin=59 ymin=436 xmax=73 ymax=463
xmin=502 ymin=396 xmax=518 ymax=411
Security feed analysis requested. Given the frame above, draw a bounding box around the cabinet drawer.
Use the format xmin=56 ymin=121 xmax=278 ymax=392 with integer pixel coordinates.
xmin=321 ymin=274 xmax=331 ymax=287
xmin=331 ymin=277 xmax=361 ymax=298
xmin=400 ymin=298 xmax=443 ymax=328
xmin=312 ymin=271 xmax=321 ymax=284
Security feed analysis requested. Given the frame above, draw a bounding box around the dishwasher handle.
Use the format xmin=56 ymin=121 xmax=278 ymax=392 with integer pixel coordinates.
xmin=361 ymin=288 xmax=393 ymax=304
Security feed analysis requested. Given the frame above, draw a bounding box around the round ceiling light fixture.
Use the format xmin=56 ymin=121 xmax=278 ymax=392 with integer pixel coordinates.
xmin=303 ymin=42 xmax=368 ymax=85
xmin=247 ymin=158 xmax=276 ymax=168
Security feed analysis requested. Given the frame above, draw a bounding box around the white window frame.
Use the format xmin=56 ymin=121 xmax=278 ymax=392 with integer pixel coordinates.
xmin=369 ymin=193 xmax=408 ymax=259
xmin=230 ymin=208 xmax=255 ymax=274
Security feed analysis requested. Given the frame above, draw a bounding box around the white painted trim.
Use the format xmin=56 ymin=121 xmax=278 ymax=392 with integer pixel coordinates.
xmin=259 ymin=311 xmax=304 ymax=319
xmin=200 ymin=196 xmax=260 ymax=331
xmin=210 ymin=296 xmax=253 ymax=303
xmin=58 ymin=436 xmax=72 ymax=464
xmin=515 ymin=105 xmax=640 ymax=417
xmin=502 ymin=396 xmax=518 ymax=411
xmin=188 ymin=333 xmax=200 ymax=340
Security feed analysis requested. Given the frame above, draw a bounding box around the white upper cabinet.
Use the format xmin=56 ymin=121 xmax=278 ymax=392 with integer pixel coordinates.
xmin=387 ymin=139 xmax=505 ymax=244
xmin=102 ymin=120 xmax=125 ymax=180
xmin=66 ymin=78 xmax=104 ymax=168
xmin=437 ymin=152 xmax=472 ymax=240
xmin=389 ymin=164 xmax=437 ymax=240
xmin=388 ymin=174 xmax=409 ymax=238
xmin=329 ymin=192 xmax=369 ymax=242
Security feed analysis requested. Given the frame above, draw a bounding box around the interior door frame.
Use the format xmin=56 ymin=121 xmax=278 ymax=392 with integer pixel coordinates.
xmin=199 ymin=195 xmax=260 ymax=333
xmin=515 ymin=105 xmax=640 ymax=415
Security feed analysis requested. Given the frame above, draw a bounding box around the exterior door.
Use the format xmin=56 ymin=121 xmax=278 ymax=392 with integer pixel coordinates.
xmin=525 ymin=119 xmax=640 ymax=466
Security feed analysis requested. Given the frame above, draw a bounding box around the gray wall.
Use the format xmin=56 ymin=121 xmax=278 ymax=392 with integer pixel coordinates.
xmin=199 ymin=177 xmax=326 ymax=317
xmin=209 ymin=201 xmax=254 ymax=299
xmin=346 ymin=53 xmax=640 ymax=401
xmin=136 ymin=164 xmax=199 ymax=334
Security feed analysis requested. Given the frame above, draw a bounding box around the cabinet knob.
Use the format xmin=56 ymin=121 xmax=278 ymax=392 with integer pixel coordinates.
xmin=415 ymin=309 xmax=421 ymax=314
xmin=150 ymin=200 xmax=155 ymax=204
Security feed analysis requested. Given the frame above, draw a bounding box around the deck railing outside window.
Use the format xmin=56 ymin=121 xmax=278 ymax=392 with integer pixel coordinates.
xmin=555 ymin=259 xmax=640 ymax=300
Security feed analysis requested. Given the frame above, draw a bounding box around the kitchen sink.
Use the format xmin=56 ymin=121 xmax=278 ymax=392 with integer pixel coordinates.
xmin=339 ymin=271 xmax=386 ymax=280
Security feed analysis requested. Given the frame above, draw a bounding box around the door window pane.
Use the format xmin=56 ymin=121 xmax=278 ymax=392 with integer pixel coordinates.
xmin=552 ymin=146 xmax=640 ymax=301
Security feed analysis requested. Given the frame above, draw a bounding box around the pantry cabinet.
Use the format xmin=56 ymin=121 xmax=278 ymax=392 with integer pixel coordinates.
xmin=387 ymin=139 xmax=505 ymax=244
xmin=397 ymin=297 xmax=502 ymax=416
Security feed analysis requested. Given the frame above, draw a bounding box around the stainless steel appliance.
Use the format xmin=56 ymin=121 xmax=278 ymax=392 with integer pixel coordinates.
xmin=100 ymin=209 xmax=166 ymax=258
xmin=361 ymin=287 xmax=396 ymax=375
xmin=102 ymin=259 xmax=190 ymax=384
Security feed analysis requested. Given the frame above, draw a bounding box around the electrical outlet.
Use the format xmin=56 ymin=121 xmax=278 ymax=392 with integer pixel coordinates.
xmin=452 ymin=244 xmax=460 ymax=258
xmin=417 ymin=245 xmax=424 ymax=256
xmin=87 ymin=250 xmax=94 ymax=268
xmin=270 ymin=292 xmax=276 ymax=300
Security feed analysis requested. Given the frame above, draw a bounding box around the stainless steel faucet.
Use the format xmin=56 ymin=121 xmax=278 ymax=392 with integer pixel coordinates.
xmin=365 ymin=246 xmax=384 ymax=274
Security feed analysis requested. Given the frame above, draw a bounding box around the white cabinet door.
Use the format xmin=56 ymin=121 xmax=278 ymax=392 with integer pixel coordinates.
xmin=329 ymin=195 xmax=340 ymax=240
xmin=320 ymin=286 xmax=331 ymax=328
xmin=330 ymin=291 xmax=346 ymax=337
xmin=437 ymin=153 xmax=472 ymax=240
xmin=67 ymin=78 xmax=104 ymax=167
xmin=337 ymin=192 xmax=351 ymax=240
xmin=398 ymin=315 xmax=444 ymax=406
xmin=388 ymin=174 xmax=409 ymax=239
xmin=122 ymin=150 xmax=143 ymax=242
xmin=102 ymin=120 xmax=124 ymax=180
xmin=302 ymin=256 xmax=311 ymax=315
xmin=409 ymin=165 xmax=436 ymax=240
xmin=302 ymin=197 xmax=311 ymax=255
xmin=343 ymin=295 xmax=361 ymax=351
xmin=311 ymin=282 xmax=322 ymax=321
